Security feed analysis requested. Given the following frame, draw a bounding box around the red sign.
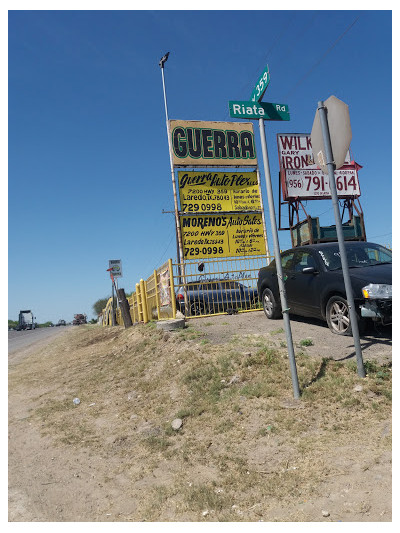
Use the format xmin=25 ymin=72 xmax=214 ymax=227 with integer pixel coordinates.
xmin=277 ymin=133 xmax=361 ymax=201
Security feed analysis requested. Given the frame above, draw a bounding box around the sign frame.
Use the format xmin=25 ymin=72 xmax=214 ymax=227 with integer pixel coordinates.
xmin=108 ymin=259 xmax=123 ymax=278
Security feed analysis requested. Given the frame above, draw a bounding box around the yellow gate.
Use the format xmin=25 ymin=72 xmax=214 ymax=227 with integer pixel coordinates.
xmin=173 ymin=255 xmax=272 ymax=319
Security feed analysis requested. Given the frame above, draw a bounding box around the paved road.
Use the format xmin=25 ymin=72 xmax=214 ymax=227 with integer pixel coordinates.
xmin=8 ymin=326 xmax=73 ymax=363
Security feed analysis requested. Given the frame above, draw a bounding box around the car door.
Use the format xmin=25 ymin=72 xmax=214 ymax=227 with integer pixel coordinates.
xmin=200 ymin=281 xmax=220 ymax=313
xmin=277 ymin=251 xmax=296 ymax=310
xmin=224 ymin=280 xmax=244 ymax=309
xmin=284 ymin=250 xmax=320 ymax=317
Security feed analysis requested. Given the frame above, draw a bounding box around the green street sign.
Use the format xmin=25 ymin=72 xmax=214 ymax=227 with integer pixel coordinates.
xmin=250 ymin=65 xmax=270 ymax=102
xmin=229 ymin=101 xmax=290 ymax=121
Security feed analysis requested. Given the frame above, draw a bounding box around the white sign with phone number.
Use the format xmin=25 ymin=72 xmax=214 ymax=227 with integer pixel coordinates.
xmin=284 ymin=168 xmax=360 ymax=199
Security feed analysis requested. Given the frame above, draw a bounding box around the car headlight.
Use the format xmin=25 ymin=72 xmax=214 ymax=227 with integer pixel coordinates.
xmin=362 ymin=283 xmax=392 ymax=299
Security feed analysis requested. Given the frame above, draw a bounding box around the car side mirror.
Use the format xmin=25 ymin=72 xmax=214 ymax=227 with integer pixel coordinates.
xmin=302 ymin=266 xmax=317 ymax=275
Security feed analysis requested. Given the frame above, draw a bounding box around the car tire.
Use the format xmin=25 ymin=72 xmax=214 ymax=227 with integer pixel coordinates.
xmin=190 ymin=301 xmax=206 ymax=316
xmin=326 ymin=295 xmax=366 ymax=336
xmin=262 ymin=288 xmax=281 ymax=319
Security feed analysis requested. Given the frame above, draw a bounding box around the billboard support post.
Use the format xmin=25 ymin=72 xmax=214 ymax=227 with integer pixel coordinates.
xmin=316 ymin=101 xmax=365 ymax=378
xmin=258 ymin=118 xmax=300 ymax=399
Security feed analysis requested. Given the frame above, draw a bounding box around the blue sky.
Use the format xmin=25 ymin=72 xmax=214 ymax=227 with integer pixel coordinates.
xmin=8 ymin=8 xmax=392 ymax=323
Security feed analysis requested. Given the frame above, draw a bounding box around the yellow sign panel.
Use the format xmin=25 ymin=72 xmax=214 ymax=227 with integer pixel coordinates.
xmin=169 ymin=120 xmax=257 ymax=167
xmin=178 ymin=171 xmax=261 ymax=213
xmin=180 ymin=213 xmax=266 ymax=259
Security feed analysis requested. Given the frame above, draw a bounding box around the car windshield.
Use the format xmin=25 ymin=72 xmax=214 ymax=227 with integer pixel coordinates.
xmin=317 ymin=243 xmax=392 ymax=271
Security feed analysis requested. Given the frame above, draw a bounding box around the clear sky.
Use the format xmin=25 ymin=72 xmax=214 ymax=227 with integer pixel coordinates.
xmin=8 ymin=7 xmax=392 ymax=323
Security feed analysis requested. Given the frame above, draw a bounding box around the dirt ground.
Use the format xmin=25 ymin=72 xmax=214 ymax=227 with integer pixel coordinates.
xmin=8 ymin=313 xmax=392 ymax=523
xmin=188 ymin=311 xmax=392 ymax=365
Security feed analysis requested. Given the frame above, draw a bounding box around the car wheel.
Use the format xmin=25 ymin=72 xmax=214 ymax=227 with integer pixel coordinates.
xmin=326 ymin=295 xmax=365 ymax=336
xmin=190 ymin=301 xmax=206 ymax=316
xmin=262 ymin=288 xmax=281 ymax=319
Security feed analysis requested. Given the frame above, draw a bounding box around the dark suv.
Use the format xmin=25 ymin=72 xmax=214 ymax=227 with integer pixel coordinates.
xmin=176 ymin=279 xmax=259 ymax=316
xmin=257 ymin=242 xmax=392 ymax=335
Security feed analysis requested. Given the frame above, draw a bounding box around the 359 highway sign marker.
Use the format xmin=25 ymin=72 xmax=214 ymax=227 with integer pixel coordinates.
xmin=250 ymin=64 xmax=270 ymax=102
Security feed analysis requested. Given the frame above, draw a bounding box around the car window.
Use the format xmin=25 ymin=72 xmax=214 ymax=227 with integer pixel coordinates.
xmin=281 ymin=252 xmax=295 ymax=270
xmin=293 ymin=251 xmax=317 ymax=272
xmin=318 ymin=243 xmax=392 ymax=270
xmin=201 ymin=282 xmax=219 ymax=291
xmin=347 ymin=248 xmax=370 ymax=266
xmin=220 ymin=280 xmax=239 ymax=290
xmin=364 ymin=245 xmax=392 ymax=263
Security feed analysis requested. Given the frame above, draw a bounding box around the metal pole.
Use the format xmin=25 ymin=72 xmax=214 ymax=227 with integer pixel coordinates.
xmin=111 ymin=280 xmax=116 ymax=326
xmin=317 ymin=101 xmax=365 ymax=378
xmin=159 ymin=55 xmax=189 ymax=315
xmin=160 ymin=59 xmax=184 ymax=267
xmin=255 ymin=167 xmax=271 ymax=261
xmin=115 ymin=277 xmax=119 ymax=310
xmin=258 ymin=118 xmax=300 ymax=399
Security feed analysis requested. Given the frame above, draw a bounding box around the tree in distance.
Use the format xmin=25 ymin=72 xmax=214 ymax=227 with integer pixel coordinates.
xmin=93 ymin=297 xmax=111 ymax=316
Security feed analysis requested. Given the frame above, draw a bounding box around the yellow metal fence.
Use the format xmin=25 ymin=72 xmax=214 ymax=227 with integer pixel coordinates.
xmin=101 ymin=259 xmax=177 ymax=326
xmin=100 ymin=255 xmax=272 ymax=325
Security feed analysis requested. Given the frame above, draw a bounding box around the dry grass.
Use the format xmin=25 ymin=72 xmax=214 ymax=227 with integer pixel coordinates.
xmin=9 ymin=323 xmax=392 ymax=521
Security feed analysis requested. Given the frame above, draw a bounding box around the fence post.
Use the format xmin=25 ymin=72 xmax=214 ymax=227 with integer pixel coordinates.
xmin=133 ymin=293 xmax=138 ymax=323
xmin=154 ymin=269 xmax=161 ymax=320
xmin=117 ymin=288 xmax=133 ymax=329
xmin=168 ymin=258 xmax=176 ymax=319
xmin=136 ymin=283 xmax=142 ymax=322
xmin=140 ymin=279 xmax=149 ymax=324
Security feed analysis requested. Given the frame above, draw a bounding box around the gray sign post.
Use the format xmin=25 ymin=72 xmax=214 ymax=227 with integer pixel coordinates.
xmin=258 ymin=118 xmax=300 ymax=399
xmin=314 ymin=100 xmax=365 ymax=378
xmin=228 ymin=67 xmax=300 ymax=399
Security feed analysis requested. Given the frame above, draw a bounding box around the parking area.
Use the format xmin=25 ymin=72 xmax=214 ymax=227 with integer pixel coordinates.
xmin=189 ymin=310 xmax=392 ymax=365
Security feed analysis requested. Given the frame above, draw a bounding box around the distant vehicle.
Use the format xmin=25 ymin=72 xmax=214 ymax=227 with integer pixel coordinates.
xmin=73 ymin=314 xmax=87 ymax=325
xmin=56 ymin=319 xmax=66 ymax=326
xmin=257 ymin=241 xmax=392 ymax=335
xmin=176 ymin=279 xmax=258 ymax=316
xmin=16 ymin=310 xmax=35 ymax=331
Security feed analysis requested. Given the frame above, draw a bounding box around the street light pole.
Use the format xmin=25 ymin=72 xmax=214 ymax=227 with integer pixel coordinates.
xmin=159 ymin=53 xmax=188 ymax=314
xmin=159 ymin=53 xmax=184 ymax=266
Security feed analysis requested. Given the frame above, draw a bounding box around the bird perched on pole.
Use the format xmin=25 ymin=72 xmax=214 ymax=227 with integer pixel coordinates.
xmin=159 ymin=52 xmax=170 ymax=68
